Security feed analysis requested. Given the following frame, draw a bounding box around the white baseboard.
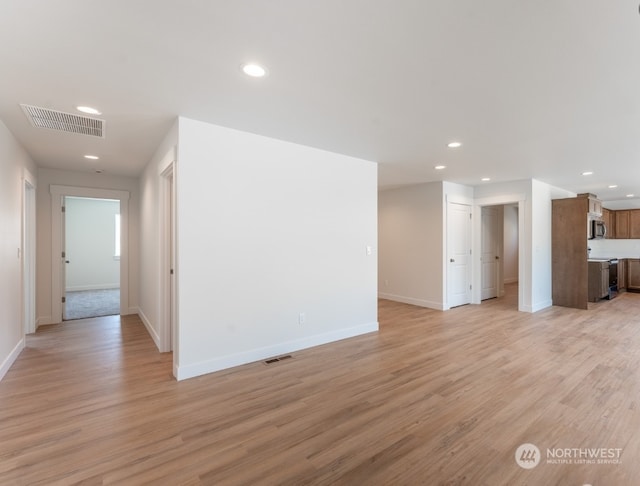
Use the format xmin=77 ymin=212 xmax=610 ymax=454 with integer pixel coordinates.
xmin=65 ymin=284 xmax=120 ymax=292
xmin=523 ymin=299 xmax=553 ymax=313
xmin=138 ymin=308 xmax=160 ymax=350
xmin=123 ymin=306 xmax=139 ymax=316
xmin=0 ymin=338 xmax=25 ymax=382
xmin=378 ymin=292 xmax=445 ymax=311
xmin=175 ymin=321 xmax=379 ymax=381
xmin=36 ymin=316 xmax=56 ymax=328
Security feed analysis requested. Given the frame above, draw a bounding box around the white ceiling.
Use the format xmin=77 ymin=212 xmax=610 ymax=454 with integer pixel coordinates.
xmin=1 ymin=1 xmax=639 ymax=206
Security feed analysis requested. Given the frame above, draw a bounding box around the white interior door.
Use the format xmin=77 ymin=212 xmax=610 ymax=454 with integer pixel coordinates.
xmin=447 ymin=202 xmax=472 ymax=308
xmin=481 ymin=206 xmax=499 ymax=300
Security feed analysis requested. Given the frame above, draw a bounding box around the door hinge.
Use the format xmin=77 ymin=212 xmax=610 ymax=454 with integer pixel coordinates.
xmin=170 ymin=269 xmax=174 ymax=275
xmin=62 ymin=251 xmax=66 ymax=258
xmin=62 ymin=296 xmax=66 ymax=303
xmin=470 ymin=284 xmax=472 ymax=290
xmin=62 ymin=206 xmax=66 ymax=213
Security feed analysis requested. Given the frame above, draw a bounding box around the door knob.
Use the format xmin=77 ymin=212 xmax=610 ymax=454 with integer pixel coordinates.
xmin=65 ymin=260 xmax=70 ymax=263
xmin=450 ymin=258 xmax=455 ymax=262
xmin=495 ymin=256 xmax=499 ymax=260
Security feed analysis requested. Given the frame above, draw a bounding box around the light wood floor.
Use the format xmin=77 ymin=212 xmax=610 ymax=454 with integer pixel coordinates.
xmin=2 ymin=285 xmax=640 ymax=485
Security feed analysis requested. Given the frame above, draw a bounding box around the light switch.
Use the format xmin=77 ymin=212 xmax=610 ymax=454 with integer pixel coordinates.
xmin=366 ymin=245 xmax=373 ymax=256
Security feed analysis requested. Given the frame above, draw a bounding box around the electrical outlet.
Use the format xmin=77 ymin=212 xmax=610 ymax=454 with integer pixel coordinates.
xmin=299 ymin=312 xmax=306 ymax=325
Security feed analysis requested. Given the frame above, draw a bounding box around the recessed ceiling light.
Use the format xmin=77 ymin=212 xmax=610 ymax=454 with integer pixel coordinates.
xmin=435 ymin=165 xmax=446 ymax=170
xmin=241 ymin=63 xmax=267 ymax=77
xmin=481 ymin=177 xmax=491 ymax=182
xmin=76 ymin=106 xmax=102 ymax=115
xmin=581 ymin=171 xmax=593 ymax=176
xmin=626 ymin=194 xmax=635 ymax=198
xmin=608 ymin=185 xmax=618 ymax=188
xmin=447 ymin=142 xmax=462 ymax=148
xmin=84 ymin=155 xmax=99 ymax=160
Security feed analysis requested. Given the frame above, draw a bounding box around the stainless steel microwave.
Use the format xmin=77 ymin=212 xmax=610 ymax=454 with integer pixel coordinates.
xmin=590 ymin=220 xmax=607 ymax=239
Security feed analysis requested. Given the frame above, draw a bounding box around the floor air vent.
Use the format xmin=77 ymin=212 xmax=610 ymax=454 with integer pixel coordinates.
xmin=20 ymin=104 xmax=105 ymax=138
xmin=264 ymin=355 xmax=292 ymax=364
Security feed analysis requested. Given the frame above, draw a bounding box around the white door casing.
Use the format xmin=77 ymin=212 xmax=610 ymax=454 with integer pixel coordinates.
xmin=160 ymin=159 xmax=177 ymax=356
xmin=22 ymin=170 xmax=36 ymax=334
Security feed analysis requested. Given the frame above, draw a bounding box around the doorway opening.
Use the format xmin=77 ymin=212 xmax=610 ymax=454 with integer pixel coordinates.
xmin=63 ymin=196 xmax=121 ymax=320
xmin=50 ymin=185 xmax=130 ymax=324
xmin=479 ymin=203 xmax=520 ymax=308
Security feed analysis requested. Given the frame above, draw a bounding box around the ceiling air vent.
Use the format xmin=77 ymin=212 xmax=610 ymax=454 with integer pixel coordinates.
xmin=20 ymin=104 xmax=105 ymax=138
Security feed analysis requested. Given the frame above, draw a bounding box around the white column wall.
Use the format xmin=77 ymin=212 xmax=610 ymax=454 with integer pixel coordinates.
xmin=175 ymin=117 xmax=378 ymax=380
xmin=0 ymin=120 xmax=37 ymax=380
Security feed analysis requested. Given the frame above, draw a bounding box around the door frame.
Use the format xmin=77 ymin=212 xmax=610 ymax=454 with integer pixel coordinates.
xmin=50 ymin=185 xmax=130 ymax=323
xmin=473 ymin=194 xmax=525 ymax=310
xmin=22 ymin=169 xmax=36 ymax=334
xmin=160 ymin=158 xmax=177 ymax=357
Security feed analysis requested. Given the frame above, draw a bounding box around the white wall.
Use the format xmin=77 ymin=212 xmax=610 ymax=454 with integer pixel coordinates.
xmin=589 ymin=239 xmax=640 ymax=259
xmin=378 ymin=182 xmax=444 ymax=309
xmin=174 ymin=117 xmax=378 ymax=380
xmin=530 ymin=179 xmax=554 ymax=310
xmin=65 ymin=197 xmax=120 ymax=291
xmin=378 ymin=181 xmax=475 ymax=311
xmin=0 ymin=120 xmax=37 ymax=380
xmin=503 ymin=204 xmax=519 ymax=283
xmin=473 ymin=179 xmax=532 ymax=310
xmin=36 ymin=169 xmax=140 ymax=325
xmin=474 ymin=179 xmax=575 ymax=312
xmin=138 ymin=120 xmax=178 ymax=349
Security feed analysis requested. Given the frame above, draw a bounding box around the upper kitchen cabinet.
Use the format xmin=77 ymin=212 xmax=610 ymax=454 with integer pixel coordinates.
xmin=631 ymin=210 xmax=640 ymax=238
xmin=613 ymin=209 xmax=640 ymax=239
xmin=601 ymin=208 xmax=614 ymax=238
xmin=615 ymin=210 xmax=630 ymax=239
xmin=578 ymin=193 xmax=602 ymax=217
xmin=600 ymin=208 xmax=640 ymax=239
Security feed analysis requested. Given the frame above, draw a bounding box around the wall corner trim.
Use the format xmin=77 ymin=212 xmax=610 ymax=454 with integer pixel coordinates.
xmin=378 ymin=292 xmax=445 ymax=311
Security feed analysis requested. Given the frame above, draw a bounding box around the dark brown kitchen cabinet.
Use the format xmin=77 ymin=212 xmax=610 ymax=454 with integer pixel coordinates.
xmin=629 ymin=259 xmax=640 ymax=292
xmin=630 ymin=210 xmax=640 ymax=239
xmin=601 ymin=208 xmax=615 ymax=238
xmin=615 ymin=211 xmax=630 ymax=239
xmin=618 ymin=259 xmax=627 ymax=291
xmin=552 ymin=197 xmax=589 ymax=309
xmin=588 ymin=261 xmax=609 ymax=302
